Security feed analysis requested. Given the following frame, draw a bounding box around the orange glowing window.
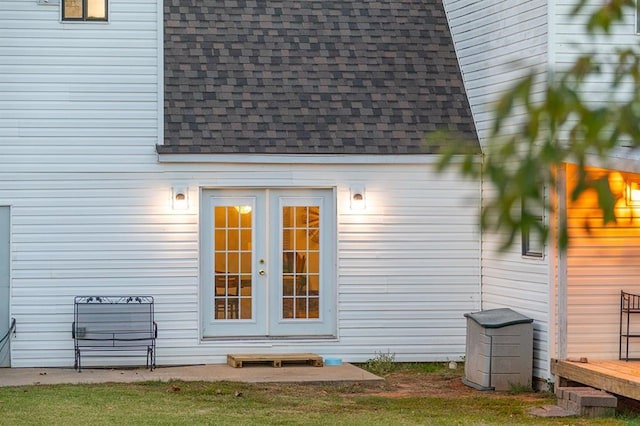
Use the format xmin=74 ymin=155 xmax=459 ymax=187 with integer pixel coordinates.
xmin=63 ymin=0 xmax=107 ymax=21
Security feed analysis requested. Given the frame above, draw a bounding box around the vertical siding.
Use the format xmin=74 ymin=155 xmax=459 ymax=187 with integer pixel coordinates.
xmin=2 ymin=2 xmax=482 ymax=367
xmin=566 ymin=165 xmax=640 ymax=359
xmin=444 ymin=0 xmax=552 ymax=380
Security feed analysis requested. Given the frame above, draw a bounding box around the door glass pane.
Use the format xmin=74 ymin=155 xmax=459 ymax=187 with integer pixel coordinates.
xmin=281 ymin=205 xmax=320 ymax=319
xmin=213 ymin=206 xmax=252 ymax=320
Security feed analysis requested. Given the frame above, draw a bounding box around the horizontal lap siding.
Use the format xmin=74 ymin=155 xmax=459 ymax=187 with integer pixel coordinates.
xmin=4 ymin=1 xmax=481 ymax=367
xmin=8 ymin=164 xmax=480 ymax=367
xmin=444 ymin=0 xmax=551 ymax=380
xmin=554 ymin=1 xmax=638 ymax=104
xmin=336 ymin=170 xmax=480 ymax=361
xmin=566 ymin=166 xmax=640 ymax=360
xmin=444 ymin=0 xmax=548 ymax=139
xmin=1 ymin=0 xmax=162 ymax=367
xmin=555 ymin=3 xmax=640 ymax=360
xmin=158 ymin=166 xmax=480 ymax=365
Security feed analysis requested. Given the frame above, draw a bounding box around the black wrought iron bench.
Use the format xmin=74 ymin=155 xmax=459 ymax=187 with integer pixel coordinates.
xmin=72 ymin=296 xmax=157 ymax=372
xmin=620 ymin=291 xmax=640 ymax=361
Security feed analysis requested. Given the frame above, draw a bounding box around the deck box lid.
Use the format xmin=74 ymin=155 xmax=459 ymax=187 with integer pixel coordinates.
xmin=464 ymin=308 xmax=533 ymax=328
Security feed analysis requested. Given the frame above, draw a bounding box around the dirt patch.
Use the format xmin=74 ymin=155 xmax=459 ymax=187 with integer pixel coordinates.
xmin=368 ymin=370 xmax=475 ymax=398
xmin=359 ymin=369 xmax=547 ymax=402
xmin=256 ymin=367 xmax=550 ymax=404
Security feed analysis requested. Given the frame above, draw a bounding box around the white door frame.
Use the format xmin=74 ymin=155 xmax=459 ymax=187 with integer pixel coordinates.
xmin=268 ymin=190 xmax=336 ymax=336
xmin=200 ymin=188 xmax=336 ymax=339
xmin=200 ymin=191 xmax=267 ymax=337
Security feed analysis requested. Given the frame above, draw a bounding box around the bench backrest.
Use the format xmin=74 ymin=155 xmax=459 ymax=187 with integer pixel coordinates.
xmin=622 ymin=291 xmax=640 ymax=311
xmin=74 ymin=296 xmax=155 ymax=346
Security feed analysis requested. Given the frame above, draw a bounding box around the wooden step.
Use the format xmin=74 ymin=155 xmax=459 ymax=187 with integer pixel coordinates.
xmin=227 ymin=353 xmax=324 ymax=368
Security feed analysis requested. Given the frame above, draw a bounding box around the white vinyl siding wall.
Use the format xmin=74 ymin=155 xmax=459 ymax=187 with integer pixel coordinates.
xmin=444 ymin=0 xmax=552 ymax=380
xmin=335 ymin=166 xmax=481 ymax=361
xmin=2 ymin=1 xmax=482 ymax=367
xmin=565 ymin=166 xmax=640 ymax=359
xmin=443 ymin=0 xmax=548 ymax=139
xmin=0 ymin=0 xmax=161 ymax=367
xmin=555 ymin=0 xmax=639 ymax=114
xmin=7 ymin=162 xmax=481 ymax=367
xmin=556 ymin=4 xmax=640 ymax=360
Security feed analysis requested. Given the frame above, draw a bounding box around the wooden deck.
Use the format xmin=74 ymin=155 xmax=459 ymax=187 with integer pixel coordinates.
xmin=552 ymin=359 xmax=640 ymax=400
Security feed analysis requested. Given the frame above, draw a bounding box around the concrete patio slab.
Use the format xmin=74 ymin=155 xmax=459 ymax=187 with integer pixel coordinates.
xmin=0 ymin=363 xmax=383 ymax=387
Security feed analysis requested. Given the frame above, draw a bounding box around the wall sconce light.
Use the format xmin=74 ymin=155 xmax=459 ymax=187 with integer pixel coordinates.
xmin=350 ymin=186 xmax=366 ymax=210
xmin=626 ymin=180 xmax=640 ymax=207
xmin=172 ymin=186 xmax=189 ymax=210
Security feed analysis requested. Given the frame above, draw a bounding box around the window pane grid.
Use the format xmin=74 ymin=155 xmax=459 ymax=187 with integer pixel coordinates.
xmin=214 ymin=206 xmax=252 ymax=320
xmin=282 ymin=205 xmax=320 ymax=320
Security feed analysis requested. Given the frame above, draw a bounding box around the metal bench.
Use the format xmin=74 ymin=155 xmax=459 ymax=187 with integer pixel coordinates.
xmin=72 ymin=296 xmax=157 ymax=372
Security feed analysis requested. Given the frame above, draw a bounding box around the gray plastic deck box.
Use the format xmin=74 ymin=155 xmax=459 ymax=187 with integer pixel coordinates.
xmin=462 ymin=308 xmax=533 ymax=391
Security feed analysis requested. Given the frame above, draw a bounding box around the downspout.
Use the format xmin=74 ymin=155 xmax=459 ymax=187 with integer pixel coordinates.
xmin=0 ymin=318 xmax=16 ymax=365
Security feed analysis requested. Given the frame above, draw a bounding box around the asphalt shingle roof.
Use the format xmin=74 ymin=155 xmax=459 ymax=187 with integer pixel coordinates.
xmin=160 ymin=0 xmax=479 ymax=155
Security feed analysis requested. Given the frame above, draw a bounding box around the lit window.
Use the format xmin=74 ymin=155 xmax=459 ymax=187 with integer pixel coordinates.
xmin=63 ymin=0 xmax=107 ymax=21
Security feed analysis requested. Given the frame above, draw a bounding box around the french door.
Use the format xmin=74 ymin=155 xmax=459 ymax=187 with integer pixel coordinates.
xmin=200 ymin=189 xmax=335 ymax=338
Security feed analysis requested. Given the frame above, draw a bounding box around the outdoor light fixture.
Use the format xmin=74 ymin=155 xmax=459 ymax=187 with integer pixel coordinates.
xmin=627 ymin=180 xmax=640 ymax=207
xmin=172 ymin=186 xmax=189 ymax=210
xmin=350 ymin=186 xmax=366 ymax=210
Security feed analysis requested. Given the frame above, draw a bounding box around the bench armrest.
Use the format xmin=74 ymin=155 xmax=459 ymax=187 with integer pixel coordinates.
xmin=153 ymin=321 xmax=158 ymax=338
xmin=72 ymin=321 xmax=75 ymax=339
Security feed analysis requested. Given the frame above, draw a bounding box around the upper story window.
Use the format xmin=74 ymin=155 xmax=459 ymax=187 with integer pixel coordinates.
xmin=62 ymin=0 xmax=107 ymax=21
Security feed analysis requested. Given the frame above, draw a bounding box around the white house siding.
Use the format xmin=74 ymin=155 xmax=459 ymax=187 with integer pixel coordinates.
xmin=153 ymin=162 xmax=481 ymax=366
xmin=6 ymin=159 xmax=481 ymax=367
xmin=554 ymin=0 xmax=639 ymax=134
xmin=564 ymin=165 xmax=640 ymax=359
xmin=1 ymin=2 xmax=481 ymax=367
xmin=556 ymin=3 xmax=640 ymax=360
xmin=554 ymin=1 xmax=638 ymax=71
xmin=443 ymin=0 xmax=548 ymax=139
xmin=444 ymin=0 xmax=552 ymax=381
xmin=0 ymin=0 xmax=161 ymax=367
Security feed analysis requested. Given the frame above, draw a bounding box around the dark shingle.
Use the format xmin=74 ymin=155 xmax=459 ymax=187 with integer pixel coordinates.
xmin=160 ymin=0 xmax=479 ymax=155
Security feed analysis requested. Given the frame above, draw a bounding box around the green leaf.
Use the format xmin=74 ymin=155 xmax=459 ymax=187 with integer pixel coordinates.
xmin=593 ymin=175 xmax=617 ymax=224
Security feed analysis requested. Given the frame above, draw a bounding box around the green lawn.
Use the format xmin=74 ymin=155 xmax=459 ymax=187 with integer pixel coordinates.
xmin=1 ymin=376 xmax=639 ymax=425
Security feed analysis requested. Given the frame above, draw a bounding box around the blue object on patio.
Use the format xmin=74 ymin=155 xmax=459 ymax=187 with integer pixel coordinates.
xmin=324 ymin=358 xmax=342 ymax=366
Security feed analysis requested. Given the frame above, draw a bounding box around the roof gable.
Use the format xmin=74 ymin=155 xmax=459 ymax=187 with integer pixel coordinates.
xmin=161 ymin=0 xmax=479 ymax=155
